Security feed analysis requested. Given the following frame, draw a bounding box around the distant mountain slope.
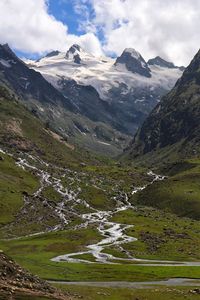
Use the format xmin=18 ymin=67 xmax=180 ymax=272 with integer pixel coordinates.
xmin=0 ymin=43 xmax=183 ymax=157
xmin=0 ymin=43 xmax=74 ymax=111
xmin=148 ymin=56 xmax=185 ymax=71
xmin=0 ymin=85 xmax=88 ymax=166
xmin=125 ymin=48 xmax=200 ymax=164
xmin=0 ymin=44 xmax=128 ymax=156
xmin=29 ymin=44 xmax=183 ymax=136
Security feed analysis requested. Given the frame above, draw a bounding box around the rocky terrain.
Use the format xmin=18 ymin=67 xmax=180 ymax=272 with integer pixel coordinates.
xmin=126 ymin=48 xmax=200 ymax=163
xmin=0 ymin=251 xmax=69 ymax=299
xmin=0 ymin=44 xmax=128 ymax=156
xmin=1 ymin=42 xmax=200 ymax=300
xmin=27 ymin=44 xmax=183 ymax=142
xmin=122 ymin=47 xmax=200 ymax=223
xmin=2 ymin=1 xmax=200 ymax=299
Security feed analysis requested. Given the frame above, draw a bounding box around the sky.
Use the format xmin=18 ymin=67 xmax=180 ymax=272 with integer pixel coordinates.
xmin=0 ymin=0 xmax=200 ymax=65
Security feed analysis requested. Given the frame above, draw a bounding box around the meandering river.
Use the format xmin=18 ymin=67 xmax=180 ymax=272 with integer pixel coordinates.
xmin=2 ymin=148 xmax=200 ymax=267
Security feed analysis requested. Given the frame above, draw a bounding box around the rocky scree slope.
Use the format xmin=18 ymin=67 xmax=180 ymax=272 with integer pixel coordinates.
xmin=0 ymin=251 xmax=69 ymax=299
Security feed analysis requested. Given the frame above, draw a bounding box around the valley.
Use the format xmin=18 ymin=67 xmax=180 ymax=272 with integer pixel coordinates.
xmin=0 ymin=38 xmax=200 ymax=300
xmin=1 ymin=84 xmax=200 ymax=298
xmin=1 ymin=147 xmax=200 ymax=283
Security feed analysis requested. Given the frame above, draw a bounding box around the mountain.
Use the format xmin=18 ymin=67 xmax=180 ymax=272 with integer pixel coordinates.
xmin=0 ymin=44 xmax=74 ymax=110
xmin=114 ymin=48 xmax=151 ymax=77
xmin=65 ymin=43 xmax=82 ymax=63
xmin=1 ymin=55 xmax=200 ymax=293
xmin=148 ymin=56 xmax=185 ymax=71
xmin=29 ymin=44 xmax=183 ymax=136
xmin=122 ymin=48 xmax=200 ymax=220
xmin=0 ymin=85 xmax=92 ymax=167
xmin=0 ymin=43 xmax=128 ymax=156
xmin=126 ymin=48 xmax=200 ymax=163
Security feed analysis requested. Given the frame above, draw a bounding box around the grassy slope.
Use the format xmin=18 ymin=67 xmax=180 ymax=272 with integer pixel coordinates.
xmin=110 ymin=207 xmax=200 ymax=261
xmin=1 ymin=86 xmax=200 ymax=290
xmin=133 ymin=158 xmax=200 ymax=220
xmin=0 ymin=153 xmax=39 ymax=225
xmin=1 ymin=206 xmax=200 ymax=282
xmin=1 ymin=285 xmax=198 ymax=300
xmin=0 ymin=86 xmax=149 ymax=235
xmin=0 ymin=86 xmax=94 ymax=234
xmin=57 ymin=284 xmax=200 ymax=300
xmin=0 ymin=86 xmax=97 ymax=168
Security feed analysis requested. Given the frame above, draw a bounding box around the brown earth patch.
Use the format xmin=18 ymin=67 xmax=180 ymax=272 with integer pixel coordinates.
xmin=0 ymin=251 xmax=72 ymax=299
xmin=5 ymin=119 xmax=23 ymax=137
xmin=46 ymin=130 xmax=75 ymax=151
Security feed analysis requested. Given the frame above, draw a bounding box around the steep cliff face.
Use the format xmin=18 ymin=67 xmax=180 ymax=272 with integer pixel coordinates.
xmin=126 ymin=49 xmax=200 ymax=161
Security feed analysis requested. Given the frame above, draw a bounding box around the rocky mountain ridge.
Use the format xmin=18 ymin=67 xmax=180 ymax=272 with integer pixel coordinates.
xmin=0 ymin=43 xmax=128 ymax=156
xmin=28 ymin=44 xmax=183 ymax=137
xmin=0 ymin=42 xmax=184 ymax=156
xmin=125 ymin=48 xmax=200 ymax=163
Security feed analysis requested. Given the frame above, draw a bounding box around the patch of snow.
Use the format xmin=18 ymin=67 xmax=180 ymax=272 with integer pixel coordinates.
xmin=124 ymin=48 xmax=141 ymax=60
xmin=97 ymin=141 xmax=111 ymax=146
xmin=37 ymin=106 xmax=44 ymax=112
xmin=23 ymin=58 xmax=36 ymax=65
xmin=29 ymin=49 xmax=183 ymax=101
xmin=0 ymin=59 xmax=11 ymax=68
xmin=135 ymin=99 xmax=145 ymax=103
xmin=0 ymin=148 xmax=6 ymax=154
xmin=8 ymin=59 xmax=17 ymax=65
xmin=24 ymin=82 xmax=30 ymax=89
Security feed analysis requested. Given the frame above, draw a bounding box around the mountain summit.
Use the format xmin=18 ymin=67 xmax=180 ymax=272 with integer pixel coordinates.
xmin=27 ymin=44 xmax=183 ymax=139
xmin=148 ymin=56 xmax=185 ymax=71
xmin=67 ymin=44 xmax=82 ymax=53
xmin=66 ymin=44 xmax=84 ymax=63
xmin=115 ymin=48 xmax=152 ymax=77
xmin=148 ymin=56 xmax=176 ymax=69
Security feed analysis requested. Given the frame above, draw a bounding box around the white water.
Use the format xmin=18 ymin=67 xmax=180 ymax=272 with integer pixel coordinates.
xmin=2 ymin=148 xmax=200 ymax=266
xmin=51 ymin=173 xmax=167 ymax=264
xmin=12 ymin=150 xmax=168 ymax=264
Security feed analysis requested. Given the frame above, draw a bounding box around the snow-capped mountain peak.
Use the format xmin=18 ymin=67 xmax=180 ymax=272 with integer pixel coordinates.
xmin=148 ymin=56 xmax=177 ymax=69
xmin=67 ymin=44 xmax=82 ymax=53
xmin=66 ymin=44 xmax=81 ymax=57
xmin=114 ymin=48 xmax=152 ymax=78
xmin=36 ymin=50 xmax=61 ymax=63
xmin=123 ymin=48 xmax=141 ymax=60
xmin=30 ymin=45 xmax=183 ymax=101
xmin=65 ymin=44 xmax=93 ymax=64
xmin=45 ymin=50 xmax=60 ymax=58
xmin=26 ymin=44 xmax=183 ymax=135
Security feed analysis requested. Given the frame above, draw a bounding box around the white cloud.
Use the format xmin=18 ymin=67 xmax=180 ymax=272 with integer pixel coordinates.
xmin=77 ymin=0 xmax=200 ymax=66
xmin=0 ymin=0 xmax=200 ymax=65
xmin=0 ymin=0 xmax=102 ymax=56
